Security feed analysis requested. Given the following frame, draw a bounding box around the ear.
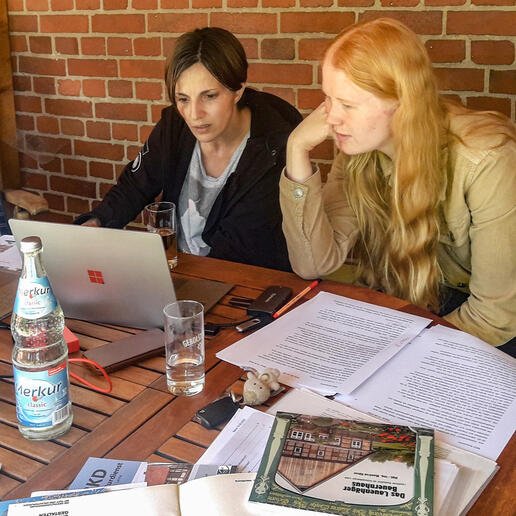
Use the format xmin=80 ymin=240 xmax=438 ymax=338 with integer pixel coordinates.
xmin=234 ymin=83 xmax=246 ymax=105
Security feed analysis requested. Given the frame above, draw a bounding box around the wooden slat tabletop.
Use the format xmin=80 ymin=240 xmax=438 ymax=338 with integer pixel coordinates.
xmin=0 ymin=253 xmax=514 ymax=515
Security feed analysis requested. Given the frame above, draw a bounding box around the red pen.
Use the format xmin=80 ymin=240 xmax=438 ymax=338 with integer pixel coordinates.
xmin=272 ymin=279 xmax=321 ymax=319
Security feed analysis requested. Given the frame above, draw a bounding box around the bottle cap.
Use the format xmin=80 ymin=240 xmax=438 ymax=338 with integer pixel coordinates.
xmin=20 ymin=236 xmax=42 ymax=253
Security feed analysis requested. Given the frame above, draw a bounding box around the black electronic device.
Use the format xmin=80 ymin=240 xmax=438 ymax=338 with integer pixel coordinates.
xmin=246 ymin=286 xmax=292 ymax=320
xmin=195 ymin=395 xmax=240 ymax=429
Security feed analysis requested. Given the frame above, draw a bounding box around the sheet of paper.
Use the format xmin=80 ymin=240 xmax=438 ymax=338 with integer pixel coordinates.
xmin=335 ymin=325 xmax=516 ymax=461
xmin=196 ymin=406 xmax=274 ymax=473
xmin=434 ymin=459 xmax=459 ymax=516
xmin=269 ymin=388 xmax=498 ymax=516
xmin=217 ymin=291 xmax=431 ymax=394
xmin=0 ymin=235 xmax=22 ymax=271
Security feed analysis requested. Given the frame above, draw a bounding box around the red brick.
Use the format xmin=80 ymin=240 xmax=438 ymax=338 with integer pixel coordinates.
xmin=161 ymin=0 xmax=188 ymax=6
xmin=19 ymin=56 xmax=66 ymax=76
xmin=434 ymin=67 xmax=484 ymax=92
xmin=425 ymin=40 xmax=466 ymax=63
xmin=135 ymin=82 xmax=163 ymax=101
xmin=22 ymin=171 xmax=48 ymax=190
xmin=298 ymin=88 xmax=325 ymax=110
xmin=239 ymin=38 xmax=258 ymax=60
xmin=148 ymin=13 xmax=207 ymax=32
xmin=29 ymin=36 xmax=51 ymax=54
xmin=40 ymin=15 xmax=89 ymax=33
xmin=75 ymin=140 xmax=125 ymax=161
xmin=448 ymin=12 xmax=516 ymax=36
xmin=50 ymin=176 xmax=96 ymax=197
xmin=36 ymin=116 xmax=60 ymax=134
xmin=9 ymin=15 xmax=38 ymax=32
xmin=90 ymin=161 xmax=114 ymax=179
xmin=311 ymin=139 xmax=334 ymax=160
xmin=99 ymin=182 xmax=115 ymax=197
xmin=108 ymin=80 xmax=133 ymax=98
xmin=45 ymin=98 xmax=93 ymax=117
xmin=114 ymin=163 xmax=125 ymax=179
xmin=120 ymin=59 xmax=164 ymax=79
xmin=162 ymin=38 xmax=178 ymax=59
xmin=139 ymin=125 xmax=154 ymax=143
xmin=92 ymin=14 xmax=145 ymax=33
xmin=248 ymin=63 xmax=313 ymax=85
xmin=81 ymin=37 xmax=106 ymax=56
xmin=281 ymin=12 xmax=354 ymax=34
xmin=113 ymin=123 xmax=139 ymax=141
xmin=55 ymin=37 xmax=78 ymax=55
xmin=83 ymin=79 xmax=106 ymax=98
xmin=263 ymin=0 xmax=294 ymax=5
xmin=15 ymin=95 xmax=42 ymax=113
xmin=381 ymin=0 xmax=418 ymax=4
xmin=103 ymin=0 xmax=127 ymax=8
xmin=58 ymin=79 xmax=81 ymax=96
xmin=10 ymin=35 xmax=27 ymax=52
xmin=261 ymin=39 xmax=295 ymax=60
xmin=228 ymin=0 xmax=256 ymax=6
xmin=20 ymin=153 xmax=39 ymax=170
xmin=40 ymin=157 xmax=62 ymax=173
xmin=211 ymin=13 xmax=276 ymax=34
xmin=26 ymin=134 xmax=72 ymax=156
xmin=86 ymin=121 xmax=111 ymax=140
xmin=262 ymin=87 xmax=295 ymax=106
xmin=51 ymin=0 xmax=74 ymax=9
xmin=68 ymin=59 xmax=118 ymax=77
xmin=44 ymin=193 xmax=65 ymax=211
xmin=95 ymin=102 xmax=148 ymax=121
xmin=33 ymin=77 xmax=56 ymax=94
xmin=318 ymin=162 xmax=332 ymax=182
xmin=134 ymin=37 xmax=161 ymax=56
xmin=61 ymin=118 xmax=84 ymax=136
xmin=67 ymin=196 xmax=90 ymax=213
xmin=359 ymin=11 xmax=442 ymax=35
xmin=107 ymin=37 xmax=133 ymax=56
xmin=425 ymin=0 xmax=465 ymax=4
xmin=16 ymin=114 xmax=35 ymax=131
xmin=26 ymin=0 xmax=48 ymax=10
xmin=299 ymin=38 xmax=331 ymax=61
xmin=151 ymin=104 xmax=168 ymax=123
xmin=133 ymin=0 xmax=157 ymax=8
xmin=7 ymin=0 xmax=24 ymax=10
xmin=301 ymin=0 xmax=332 ymax=5
xmin=126 ymin=145 xmax=140 ymax=160
xmin=471 ymin=40 xmax=514 ymax=65
xmin=13 ymin=75 xmax=32 ymax=92
xmin=473 ymin=0 xmax=513 ymax=4
xmin=63 ymin=158 xmax=87 ymax=176
xmin=466 ymin=96 xmax=511 ymax=118
xmin=338 ymin=0 xmax=373 ymax=5
xmin=76 ymin=0 xmax=100 ymax=8
xmin=490 ymin=70 xmax=516 ymax=94
xmin=192 ymin=0 xmax=221 ymax=6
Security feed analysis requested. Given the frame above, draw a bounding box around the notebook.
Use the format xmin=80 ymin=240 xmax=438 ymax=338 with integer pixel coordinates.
xmin=9 ymin=219 xmax=233 ymax=329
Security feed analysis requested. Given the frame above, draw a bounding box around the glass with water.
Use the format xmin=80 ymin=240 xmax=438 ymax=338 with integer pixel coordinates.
xmin=144 ymin=201 xmax=178 ymax=268
xmin=163 ymin=300 xmax=205 ymax=396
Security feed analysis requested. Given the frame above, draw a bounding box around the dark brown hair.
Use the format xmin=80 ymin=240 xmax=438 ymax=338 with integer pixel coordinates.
xmin=165 ymin=27 xmax=248 ymax=109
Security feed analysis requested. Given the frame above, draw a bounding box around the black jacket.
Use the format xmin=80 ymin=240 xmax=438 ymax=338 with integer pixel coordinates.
xmin=76 ymin=88 xmax=301 ymax=271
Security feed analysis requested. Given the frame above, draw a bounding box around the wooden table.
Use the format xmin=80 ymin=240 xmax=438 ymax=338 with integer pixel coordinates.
xmin=0 ymin=253 xmax=514 ymax=514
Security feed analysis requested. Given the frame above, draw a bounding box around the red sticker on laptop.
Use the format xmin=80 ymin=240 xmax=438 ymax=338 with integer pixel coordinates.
xmin=87 ymin=270 xmax=104 ymax=284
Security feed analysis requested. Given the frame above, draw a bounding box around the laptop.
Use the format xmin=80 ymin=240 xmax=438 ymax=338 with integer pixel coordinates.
xmin=9 ymin=219 xmax=233 ymax=329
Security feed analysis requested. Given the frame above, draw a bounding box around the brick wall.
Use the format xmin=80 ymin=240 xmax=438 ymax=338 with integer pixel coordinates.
xmin=7 ymin=2 xmax=516 ymax=220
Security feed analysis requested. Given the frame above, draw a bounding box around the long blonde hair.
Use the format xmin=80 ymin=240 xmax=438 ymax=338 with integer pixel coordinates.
xmin=328 ymin=18 xmax=516 ymax=311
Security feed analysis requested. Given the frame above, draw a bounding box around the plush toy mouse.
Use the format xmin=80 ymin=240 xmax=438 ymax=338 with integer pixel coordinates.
xmin=243 ymin=368 xmax=281 ymax=406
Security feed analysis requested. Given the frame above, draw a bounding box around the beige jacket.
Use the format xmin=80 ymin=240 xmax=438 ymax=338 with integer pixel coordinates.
xmin=280 ymin=114 xmax=516 ymax=346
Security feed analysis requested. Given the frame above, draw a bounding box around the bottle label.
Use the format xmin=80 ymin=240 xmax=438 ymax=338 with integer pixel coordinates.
xmin=13 ymin=362 xmax=71 ymax=428
xmin=14 ymin=277 xmax=58 ymax=319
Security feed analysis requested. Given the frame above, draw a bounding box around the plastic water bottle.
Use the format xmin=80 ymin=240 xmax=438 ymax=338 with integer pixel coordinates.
xmin=11 ymin=236 xmax=73 ymax=440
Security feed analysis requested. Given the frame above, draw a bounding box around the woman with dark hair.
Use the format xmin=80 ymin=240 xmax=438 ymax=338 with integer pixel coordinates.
xmin=280 ymin=18 xmax=516 ymax=347
xmin=77 ymin=27 xmax=301 ymax=271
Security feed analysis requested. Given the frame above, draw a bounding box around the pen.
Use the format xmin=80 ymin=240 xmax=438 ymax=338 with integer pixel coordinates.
xmin=272 ymin=279 xmax=321 ymax=319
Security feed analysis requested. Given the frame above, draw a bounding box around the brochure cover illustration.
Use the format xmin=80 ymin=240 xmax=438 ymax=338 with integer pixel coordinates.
xmin=250 ymin=412 xmax=434 ymax=515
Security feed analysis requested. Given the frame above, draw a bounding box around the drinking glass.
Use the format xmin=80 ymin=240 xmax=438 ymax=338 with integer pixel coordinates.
xmin=144 ymin=201 xmax=178 ymax=268
xmin=163 ymin=300 xmax=205 ymax=396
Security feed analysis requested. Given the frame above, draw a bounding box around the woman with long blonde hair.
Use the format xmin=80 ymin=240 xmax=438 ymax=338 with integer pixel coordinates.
xmin=280 ymin=18 xmax=516 ymax=347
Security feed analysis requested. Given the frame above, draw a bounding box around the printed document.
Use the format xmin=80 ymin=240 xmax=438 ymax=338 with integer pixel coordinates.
xmin=217 ymin=291 xmax=430 ymax=394
xmin=336 ymin=325 xmax=516 ymax=461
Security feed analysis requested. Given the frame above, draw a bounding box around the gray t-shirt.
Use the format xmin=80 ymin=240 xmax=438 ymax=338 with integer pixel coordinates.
xmin=178 ymin=132 xmax=249 ymax=256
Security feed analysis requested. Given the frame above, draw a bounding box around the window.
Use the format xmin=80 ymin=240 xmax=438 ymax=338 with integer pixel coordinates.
xmin=347 ymin=452 xmax=354 ymax=461
xmin=319 ymin=434 xmax=328 ymax=440
xmin=291 ymin=430 xmax=304 ymax=439
xmin=304 ymin=433 xmax=314 ymax=442
xmin=334 ymin=437 xmax=341 ymax=445
xmin=317 ymin=450 xmax=325 ymax=457
xmin=351 ymin=440 xmax=362 ymax=449
xmin=294 ymin=446 xmax=302 ymax=454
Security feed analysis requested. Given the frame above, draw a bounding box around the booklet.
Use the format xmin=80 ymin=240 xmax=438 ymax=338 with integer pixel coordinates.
xmin=249 ymin=412 xmax=434 ymax=515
